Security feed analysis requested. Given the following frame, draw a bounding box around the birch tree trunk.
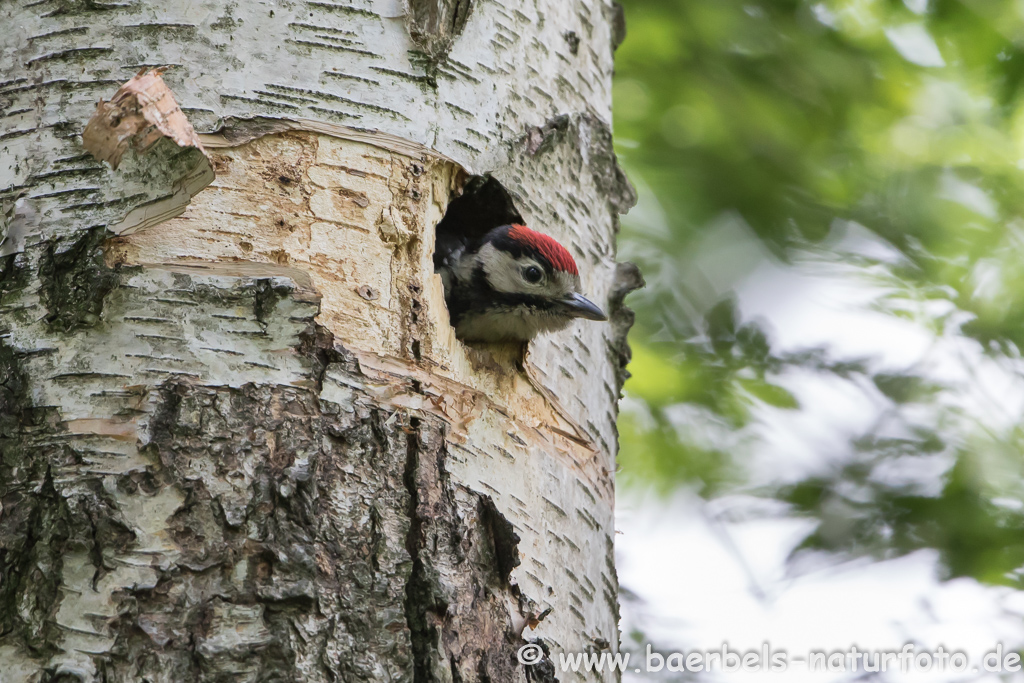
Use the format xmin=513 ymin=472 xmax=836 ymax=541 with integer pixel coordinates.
xmin=0 ymin=1 xmax=637 ymax=681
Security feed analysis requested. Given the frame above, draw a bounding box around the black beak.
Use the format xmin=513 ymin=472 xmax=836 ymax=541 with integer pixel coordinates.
xmin=560 ymin=293 xmax=608 ymax=321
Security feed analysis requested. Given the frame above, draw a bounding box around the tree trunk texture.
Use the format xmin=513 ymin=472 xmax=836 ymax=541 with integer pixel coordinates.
xmin=0 ymin=1 xmax=637 ymax=681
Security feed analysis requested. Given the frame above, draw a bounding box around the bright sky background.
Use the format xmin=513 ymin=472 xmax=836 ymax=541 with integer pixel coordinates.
xmin=616 ymin=217 xmax=1024 ymax=682
xmin=617 ymin=494 xmax=1024 ymax=682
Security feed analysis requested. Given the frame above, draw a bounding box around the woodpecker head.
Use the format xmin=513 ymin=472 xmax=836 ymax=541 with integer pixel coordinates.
xmin=439 ymin=224 xmax=607 ymax=343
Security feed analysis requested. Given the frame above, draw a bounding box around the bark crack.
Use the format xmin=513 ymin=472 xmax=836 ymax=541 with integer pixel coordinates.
xmin=402 ymin=415 xmax=434 ymax=683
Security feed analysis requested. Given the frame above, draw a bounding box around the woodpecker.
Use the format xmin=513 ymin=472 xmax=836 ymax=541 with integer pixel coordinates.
xmin=435 ymin=223 xmax=608 ymax=343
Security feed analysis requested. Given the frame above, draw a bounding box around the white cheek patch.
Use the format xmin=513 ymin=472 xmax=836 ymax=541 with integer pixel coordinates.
xmin=478 ymin=243 xmax=580 ymax=297
xmin=477 ymin=244 xmax=524 ymax=293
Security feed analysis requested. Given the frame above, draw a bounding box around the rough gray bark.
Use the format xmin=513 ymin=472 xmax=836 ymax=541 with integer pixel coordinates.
xmin=0 ymin=1 xmax=637 ymax=681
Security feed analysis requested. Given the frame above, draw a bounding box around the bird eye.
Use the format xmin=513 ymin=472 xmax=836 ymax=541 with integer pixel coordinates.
xmin=522 ymin=265 xmax=543 ymax=284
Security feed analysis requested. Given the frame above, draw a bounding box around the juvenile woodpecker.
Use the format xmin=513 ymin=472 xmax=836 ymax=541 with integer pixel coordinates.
xmin=436 ymin=223 xmax=607 ymax=343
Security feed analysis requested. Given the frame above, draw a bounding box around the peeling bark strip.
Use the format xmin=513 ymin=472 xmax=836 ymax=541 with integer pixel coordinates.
xmin=0 ymin=0 xmax=633 ymax=681
xmin=82 ymin=69 xmax=206 ymax=171
xmin=79 ymin=69 xmax=215 ymax=237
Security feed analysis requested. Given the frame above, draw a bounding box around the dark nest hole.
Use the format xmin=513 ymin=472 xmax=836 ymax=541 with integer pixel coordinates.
xmin=432 ymin=175 xmax=525 ymax=349
xmin=432 ymin=175 xmax=523 ymax=272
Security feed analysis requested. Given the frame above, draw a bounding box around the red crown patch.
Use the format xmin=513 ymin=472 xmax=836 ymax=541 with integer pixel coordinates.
xmin=508 ymin=224 xmax=579 ymax=276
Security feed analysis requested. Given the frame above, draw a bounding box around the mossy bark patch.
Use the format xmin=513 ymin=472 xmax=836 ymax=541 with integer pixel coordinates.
xmin=0 ymin=252 xmax=32 ymax=308
xmin=0 ymin=473 xmax=71 ymax=656
xmin=38 ymin=227 xmax=119 ymax=332
xmin=0 ymin=339 xmax=28 ymax=435
xmin=407 ymin=0 xmax=475 ymax=63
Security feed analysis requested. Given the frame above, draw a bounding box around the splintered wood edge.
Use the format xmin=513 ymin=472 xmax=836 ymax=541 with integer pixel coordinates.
xmin=197 ymin=117 xmax=464 ymax=169
xmin=108 ymin=159 xmax=214 ymax=236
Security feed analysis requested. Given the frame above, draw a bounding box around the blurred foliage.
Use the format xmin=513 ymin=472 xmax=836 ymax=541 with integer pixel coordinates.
xmin=615 ymin=0 xmax=1024 ymax=587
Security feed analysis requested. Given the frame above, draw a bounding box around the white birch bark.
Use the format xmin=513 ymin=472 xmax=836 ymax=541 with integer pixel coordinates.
xmin=0 ymin=0 xmax=637 ymax=681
